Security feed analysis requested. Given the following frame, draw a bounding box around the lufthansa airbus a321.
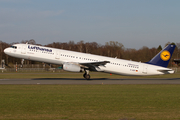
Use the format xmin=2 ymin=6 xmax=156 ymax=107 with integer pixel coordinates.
xmin=4 ymin=43 xmax=176 ymax=80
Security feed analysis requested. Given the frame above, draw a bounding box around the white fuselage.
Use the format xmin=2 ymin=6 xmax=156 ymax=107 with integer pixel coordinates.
xmin=4 ymin=44 xmax=174 ymax=76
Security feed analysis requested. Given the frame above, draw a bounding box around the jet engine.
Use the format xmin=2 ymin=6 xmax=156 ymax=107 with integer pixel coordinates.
xmin=63 ymin=63 xmax=82 ymax=72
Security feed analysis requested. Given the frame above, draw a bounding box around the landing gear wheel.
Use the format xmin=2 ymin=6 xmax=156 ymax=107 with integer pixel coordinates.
xmin=83 ymin=73 xmax=90 ymax=80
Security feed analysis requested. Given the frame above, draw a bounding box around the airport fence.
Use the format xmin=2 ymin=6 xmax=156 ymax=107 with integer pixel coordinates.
xmin=2 ymin=68 xmax=180 ymax=73
xmin=1 ymin=63 xmax=180 ymax=73
xmin=0 ymin=64 xmax=63 ymax=73
xmin=1 ymin=68 xmax=63 ymax=73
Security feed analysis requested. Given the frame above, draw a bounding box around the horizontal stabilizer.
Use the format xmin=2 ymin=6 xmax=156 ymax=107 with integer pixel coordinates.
xmin=157 ymin=68 xmax=174 ymax=74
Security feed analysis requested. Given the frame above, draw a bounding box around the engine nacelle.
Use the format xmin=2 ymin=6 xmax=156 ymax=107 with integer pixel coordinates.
xmin=63 ymin=63 xmax=81 ymax=72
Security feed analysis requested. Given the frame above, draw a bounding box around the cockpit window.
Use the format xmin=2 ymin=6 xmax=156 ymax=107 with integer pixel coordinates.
xmin=10 ymin=46 xmax=17 ymax=49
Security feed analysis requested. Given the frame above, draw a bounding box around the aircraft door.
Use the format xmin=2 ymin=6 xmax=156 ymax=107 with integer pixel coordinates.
xmin=21 ymin=45 xmax=27 ymax=54
xmin=55 ymin=50 xmax=61 ymax=59
xmin=143 ymin=65 xmax=148 ymax=74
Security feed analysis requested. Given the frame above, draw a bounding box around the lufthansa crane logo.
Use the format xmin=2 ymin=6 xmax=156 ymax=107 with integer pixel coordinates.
xmin=160 ymin=50 xmax=171 ymax=61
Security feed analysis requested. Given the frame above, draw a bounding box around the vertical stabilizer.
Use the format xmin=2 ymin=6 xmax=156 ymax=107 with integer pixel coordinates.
xmin=147 ymin=44 xmax=176 ymax=67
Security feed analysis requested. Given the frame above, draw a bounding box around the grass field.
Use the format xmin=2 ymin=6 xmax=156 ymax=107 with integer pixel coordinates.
xmin=0 ymin=71 xmax=180 ymax=120
xmin=0 ymin=85 xmax=180 ymax=120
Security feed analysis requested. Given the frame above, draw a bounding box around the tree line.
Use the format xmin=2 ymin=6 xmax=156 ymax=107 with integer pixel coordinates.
xmin=1 ymin=39 xmax=179 ymax=67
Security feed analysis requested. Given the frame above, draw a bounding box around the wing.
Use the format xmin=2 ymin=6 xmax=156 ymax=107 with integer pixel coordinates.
xmin=79 ymin=61 xmax=110 ymax=71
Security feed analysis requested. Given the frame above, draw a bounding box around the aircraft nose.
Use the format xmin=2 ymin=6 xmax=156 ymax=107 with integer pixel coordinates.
xmin=4 ymin=48 xmax=9 ymax=54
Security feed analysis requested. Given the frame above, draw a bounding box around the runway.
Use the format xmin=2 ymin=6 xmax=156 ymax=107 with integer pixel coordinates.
xmin=1 ymin=78 xmax=180 ymax=84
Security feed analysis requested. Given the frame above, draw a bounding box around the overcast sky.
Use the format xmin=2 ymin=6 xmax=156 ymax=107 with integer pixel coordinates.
xmin=0 ymin=0 xmax=180 ymax=49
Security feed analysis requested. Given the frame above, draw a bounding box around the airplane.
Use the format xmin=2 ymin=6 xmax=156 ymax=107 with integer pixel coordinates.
xmin=4 ymin=43 xmax=176 ymax=80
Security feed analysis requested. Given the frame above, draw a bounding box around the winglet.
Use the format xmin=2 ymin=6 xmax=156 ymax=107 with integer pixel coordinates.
xmin=146 ymin=44 xmax=176 ymax=67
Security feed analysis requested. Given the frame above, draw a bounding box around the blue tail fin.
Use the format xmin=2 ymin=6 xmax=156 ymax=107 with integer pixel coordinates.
xmin=146 ymin=44 xmax=176 ymax=67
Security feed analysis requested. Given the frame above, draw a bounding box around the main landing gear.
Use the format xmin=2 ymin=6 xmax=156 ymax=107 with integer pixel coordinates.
xmin=83 ymin=69 xmax=90 ymax=80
